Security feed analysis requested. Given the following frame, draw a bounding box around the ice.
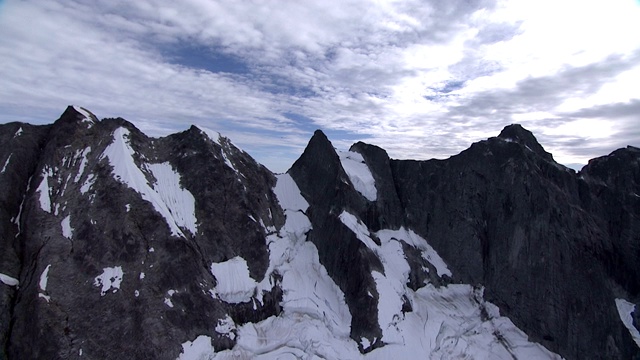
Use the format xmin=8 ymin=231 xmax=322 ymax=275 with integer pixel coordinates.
xmin=615 ymin=298 xmax=640 ymax=348
xmin=93 ymin=266 xmax=123 ymax=296
xmin=39 ymin=264 xmax=51 ymax=291
xmin=177 ymin=335 xmax=215 ymax=360
xmin=36 ymin=167 xmax=53 ymax=213
xmin=61 ymin=215 xmax=73 ymax=239
xmin=210 ymin=257 xmax=257 ymax=304
xmin=0 ymin=273 xmax=19 ymax=287
xmin=1 ymin=154 xmax=12 ymax=173
xmin=101 ymin=127 xmax=198 ymax=237
xmin=338 ymin=151 xmax=377 ymax=201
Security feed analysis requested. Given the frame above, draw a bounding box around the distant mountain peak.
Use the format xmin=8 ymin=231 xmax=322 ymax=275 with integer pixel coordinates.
xmin=57 ymin=105 xmax=98 ymax=125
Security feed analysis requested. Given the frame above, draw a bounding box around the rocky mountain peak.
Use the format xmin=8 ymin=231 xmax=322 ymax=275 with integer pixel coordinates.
xmin=56 ymin=105 xmax=99 ymax=125
xmin=1 ymin=109 xmax=639 ymax=359
xmin=497 ymin=123 xmax=554 ymax=161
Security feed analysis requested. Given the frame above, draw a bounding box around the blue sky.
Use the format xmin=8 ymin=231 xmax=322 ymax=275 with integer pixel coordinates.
xmin=0 ymin=0 xmax=639 ymax=172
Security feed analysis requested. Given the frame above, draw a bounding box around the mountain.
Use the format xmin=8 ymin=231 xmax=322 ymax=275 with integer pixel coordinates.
xmin=0 ymin=106 xmax=638 ymax=359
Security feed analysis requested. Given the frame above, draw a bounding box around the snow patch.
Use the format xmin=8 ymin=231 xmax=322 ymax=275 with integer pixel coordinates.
xmin=177 ymin=335 xmax=214 ymax=360
xmin=39 ymin=264 xmax=51 ymax=291
xmin=0 ymin=273 xmax=19 ymax=287
xmin=39 ymin=293 xmax=51 ymax=302
xmin=61 ymin=215 xmax=73 ymax=239
xmin=615 ymin=298 xmax=640 ymax=348
xmin=14 ymin=127 xmax=23 ymax=137
xmin=134 ymin=290 xmax=140 ymax=297
xmin=101 ymin=127 xmax=198 ymax=237
xmin=339 ymin=211 xmax=377 ymax=249
xmin=164 ymin=297 xmax=174 ymax=308
xmin=210 ymin=257 xmax=257 ymax=304
xmin=80 ymin=173 xmax=95 ymax=194
xmin=139 ymin=272 xmax=145 ymax=280
xmin=94 ymin=266 xmax=123 ymax=296
xmin=36 ymin=167 xmax=53 ymax=213
xmin=338 ymin=150 xmax=377 ymax=201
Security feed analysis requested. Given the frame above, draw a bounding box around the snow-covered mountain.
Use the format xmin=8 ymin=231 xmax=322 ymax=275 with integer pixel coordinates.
xmin=0 ymin=106 xmax=638 ymax=359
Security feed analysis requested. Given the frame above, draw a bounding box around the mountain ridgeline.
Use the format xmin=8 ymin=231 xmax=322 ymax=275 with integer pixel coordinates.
xmin=0 ymin=106 xmax=638 ymax=359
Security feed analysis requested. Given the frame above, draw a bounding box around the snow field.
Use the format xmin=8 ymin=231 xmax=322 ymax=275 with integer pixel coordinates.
xmin=101 ymin=127 xmax=198 ymax=237
xmin=338 ymin=151 xmax=377 ymax=201
xmin=209 ymin=257 xmax=257 ymax=304
xmin=179 ymin=174 xmax=561 ymax=359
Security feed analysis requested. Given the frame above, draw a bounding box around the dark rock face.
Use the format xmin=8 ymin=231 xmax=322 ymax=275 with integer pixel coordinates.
xmin=1 ymin=107 xmax=284 ymax=359
xmin=288 ymin=130 xmax=385 ymax=348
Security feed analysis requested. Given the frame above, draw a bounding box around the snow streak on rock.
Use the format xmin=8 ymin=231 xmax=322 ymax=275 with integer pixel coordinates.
xmin=101 ymin=127 xmax=197 ymax=237
xmin=73 ymin=147 xmax=91 ymax=183
xmin=338 ymin=151 xmax=377 ymax=201
xmin=1 ymin=154 xmax=12 ymax=173
xmin=615 ymin=298 xmax=640 ymax=348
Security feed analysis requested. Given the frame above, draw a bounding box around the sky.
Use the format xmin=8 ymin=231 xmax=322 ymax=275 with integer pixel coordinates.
xmin=0 ymin=0 xmax=639 ymax=173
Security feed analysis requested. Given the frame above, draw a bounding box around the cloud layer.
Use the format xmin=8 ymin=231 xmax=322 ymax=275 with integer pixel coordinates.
xmin=1 ymin=0 xmax=639 ymax=172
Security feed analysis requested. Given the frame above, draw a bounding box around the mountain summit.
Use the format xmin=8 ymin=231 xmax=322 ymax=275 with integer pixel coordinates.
xmin=0 ymin=107 xmax=638 ymax=359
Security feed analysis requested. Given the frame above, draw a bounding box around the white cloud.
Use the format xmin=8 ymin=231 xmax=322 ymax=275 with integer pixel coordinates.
xmin=0 ymin=0 xmax=639 ymax=172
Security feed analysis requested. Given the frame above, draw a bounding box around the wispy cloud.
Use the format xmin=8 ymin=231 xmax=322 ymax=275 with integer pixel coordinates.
xmin=0 ymin=0 xmax=639 ymax=172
